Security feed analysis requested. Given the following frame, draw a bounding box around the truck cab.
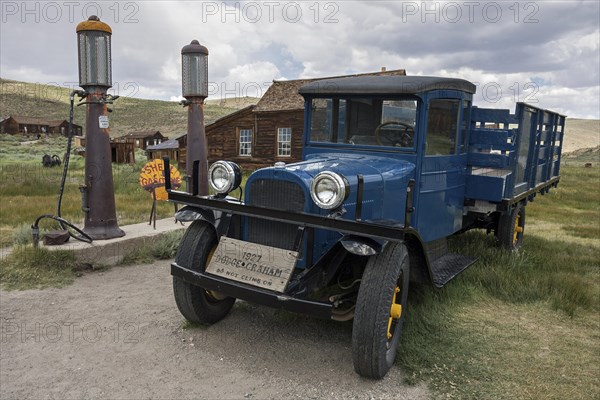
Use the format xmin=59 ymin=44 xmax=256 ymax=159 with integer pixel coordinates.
xmin=166 ymin=75 xmax=565 ymax=379
xmin=300 ymin=76 xmax=475 ymax=243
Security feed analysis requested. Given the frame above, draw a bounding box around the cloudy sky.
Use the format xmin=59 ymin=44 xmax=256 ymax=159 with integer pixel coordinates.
xmin=1 ymin=1 xmax=599 ymax=118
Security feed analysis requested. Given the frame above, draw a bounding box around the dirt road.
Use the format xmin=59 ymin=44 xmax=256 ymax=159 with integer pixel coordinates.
xmin=0 ymin=261 xmax=430 ymax=399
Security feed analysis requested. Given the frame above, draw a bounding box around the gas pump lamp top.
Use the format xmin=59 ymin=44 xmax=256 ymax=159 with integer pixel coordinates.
xmin=76 ymin=15 xmax=112 ymax=89
xmin=181 ymin=40 xmax=209 ymax=99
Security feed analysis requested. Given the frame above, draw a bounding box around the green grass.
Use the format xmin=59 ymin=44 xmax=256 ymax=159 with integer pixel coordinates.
xmin=0 ymin=246 xmax=80 ymax=289
xmin=0 ymin=136 xmax=186 ymax=247
xmin=119 ymin=230 xmax=184 ymax=265
xmin=397 ymin=162 xmax=600 ymax=399
xmin=0 ymin=230 xmax=185 ymax=290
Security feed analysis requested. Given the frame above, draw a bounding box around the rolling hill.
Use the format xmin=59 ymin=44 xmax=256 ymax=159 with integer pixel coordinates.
xmin=1 ymin=78 xmax=598 ymax=152
xmin=0 ymin=79 xmax=258 ymax=138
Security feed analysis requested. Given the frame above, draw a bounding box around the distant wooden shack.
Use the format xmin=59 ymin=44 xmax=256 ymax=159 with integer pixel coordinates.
xmin=118 ymin=131 xmax=166 ymax=150
xmin=205 ymin=68 xmax=406 ymax=169
xmin=110 ymin=137 xmax=136 ymax=164
xmin=73 ymin=136 xmax=135 ymax=164
xmin=146 ymin=133 xmax=187 ymax=168
xmin=48 ymin=120 xmax=81 ymax=136
xmin=0 ymin=115 xmax=82 ymax=135
xmin=146 ymin=139 xmax=179 ymax=163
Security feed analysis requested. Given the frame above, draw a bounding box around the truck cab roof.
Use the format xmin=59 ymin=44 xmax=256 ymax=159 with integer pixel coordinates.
xmin=299 ymin=75 xmax=477 ymax=96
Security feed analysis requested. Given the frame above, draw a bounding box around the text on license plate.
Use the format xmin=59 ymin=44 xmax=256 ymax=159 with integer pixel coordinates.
xmin=205 ymin=237 xmax=298 ymax=293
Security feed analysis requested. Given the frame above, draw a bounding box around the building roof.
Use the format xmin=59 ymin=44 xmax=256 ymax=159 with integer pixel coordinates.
xmin=2 ymin=115 xmax=51 ymax=125
xmin=47 ymin=120 xmax=68 ymax=127
xmin=299 ymin=76 xmax=477 ymax=96
xmin=254 ymin=69 xmax=407 ymax=112
xmin=206 ymin=105 xmax=255 ymax=129
xmin=171 ymin=133 xmax=188 ymax=141
xmin=119 ymin=131 xmax=165 ymax=139
xmin=146 ymin=139 xmax=179 ymax=151
xmin=0 ymin=116 xmax=81 ymax=128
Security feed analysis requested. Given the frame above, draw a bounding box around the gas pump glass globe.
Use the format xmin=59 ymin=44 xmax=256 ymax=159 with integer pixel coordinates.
xmin=76 ymin=16 xmax=112 ymax=88
xmin=181 ymin=40 xmax=209 ymax=98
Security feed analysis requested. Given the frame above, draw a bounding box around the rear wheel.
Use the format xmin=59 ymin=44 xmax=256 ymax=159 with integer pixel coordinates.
xmin=497 ymin=203 xmax=526 ymax=251
xmin=352 ymin=243 xmax=410 ymax=379
xmin=173 ymin=220 xmax=235 ymax=324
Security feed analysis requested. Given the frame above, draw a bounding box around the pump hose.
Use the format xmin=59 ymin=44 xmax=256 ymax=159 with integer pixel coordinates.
xmin=56 ymin=92 xmax=75 ymax=218
xmin=31 ymin=91 xmax=92 ymax=247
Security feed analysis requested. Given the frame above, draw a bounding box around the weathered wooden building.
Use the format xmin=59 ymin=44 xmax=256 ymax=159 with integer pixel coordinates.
xmin=205 ymin=69 xmax=406 ymax=169
xmin=146 ymin=139 xmax=179 ymax=164
xmin=110 ymin=138 xmax=136 ymax=164
xmin=74 ymin=136 xmax=136 ymax=164
xmin=0 ymin=115 xmax=82 ymax=135
xmin=117 ymin=131 xmax=166 ymax=150
xmin=48 ymin=119 xmax=82 ymax=135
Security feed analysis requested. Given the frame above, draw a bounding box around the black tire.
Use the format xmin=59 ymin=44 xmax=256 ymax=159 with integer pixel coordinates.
xmin=352 ymin=242 xmax=410 ymax=379
xmin=173 ymin=220 xmax=235 ymax=324
xmin=497 ymin=202 xmax=526 ymax=251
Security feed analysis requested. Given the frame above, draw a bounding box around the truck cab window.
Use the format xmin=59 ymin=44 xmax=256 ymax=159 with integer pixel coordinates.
xmin=310 ymin=98 xmax=416 ymax=148
xmin=425 ymin=99 xmax=460 ymax=155
xmin=378 ymin=100 xmax=417 ymax=147
xmin=311 ymin=99 xmax=347 ymax=143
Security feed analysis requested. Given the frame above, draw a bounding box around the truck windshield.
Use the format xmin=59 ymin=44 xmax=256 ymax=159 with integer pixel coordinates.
xmin=310 ymin=98 xmax=418 ymax=148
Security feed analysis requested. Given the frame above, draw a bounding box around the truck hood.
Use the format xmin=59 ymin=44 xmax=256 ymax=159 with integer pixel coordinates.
xmin=246 ymin=153 xmax=416 ymax=223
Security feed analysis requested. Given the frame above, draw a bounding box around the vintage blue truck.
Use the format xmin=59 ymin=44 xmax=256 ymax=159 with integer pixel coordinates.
xmin=164 ymin=75 xmax=565 ymax=379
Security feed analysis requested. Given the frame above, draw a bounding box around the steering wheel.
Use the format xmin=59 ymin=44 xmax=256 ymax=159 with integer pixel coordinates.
xmin=374 ymin=121 xmax=414 ymax=147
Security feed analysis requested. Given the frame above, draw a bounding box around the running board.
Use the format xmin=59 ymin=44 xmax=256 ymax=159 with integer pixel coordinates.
xmin=430 ymin=253 xmax=477 ymax=287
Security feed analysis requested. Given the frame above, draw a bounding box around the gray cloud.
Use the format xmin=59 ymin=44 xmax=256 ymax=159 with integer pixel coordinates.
xmin=1 ymin=0 xmax=598 ymax=118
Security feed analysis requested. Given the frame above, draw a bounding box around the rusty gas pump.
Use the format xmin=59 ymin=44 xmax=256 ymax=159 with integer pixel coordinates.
xmin=76 ymin=16 xmax=124 ymax=239
xmin=180 ymin=40 xmax=209 ymax=195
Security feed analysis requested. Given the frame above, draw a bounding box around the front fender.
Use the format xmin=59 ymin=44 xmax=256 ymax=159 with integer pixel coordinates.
xmin=340 ymin=235 xmax=387 ymax=256
xmin=175 ymin=205 xmax=215 ymax=224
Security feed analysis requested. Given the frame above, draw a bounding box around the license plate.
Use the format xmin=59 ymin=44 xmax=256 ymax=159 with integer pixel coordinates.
xmin=205 ymin=237 xmax=298 ymax=293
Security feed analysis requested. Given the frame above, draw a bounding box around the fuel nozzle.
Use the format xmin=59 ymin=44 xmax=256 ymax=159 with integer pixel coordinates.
xmin=79 ymin=185 xmax=90 ymax=213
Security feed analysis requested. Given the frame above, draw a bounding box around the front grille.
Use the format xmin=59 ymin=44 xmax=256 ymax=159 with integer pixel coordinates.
xmin=247 ymin=179 xmax=305 ymax=251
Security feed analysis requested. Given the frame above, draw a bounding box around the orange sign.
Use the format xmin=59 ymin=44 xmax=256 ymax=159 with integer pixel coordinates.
xmin=139 ymin=159 xmax=182 ymax=201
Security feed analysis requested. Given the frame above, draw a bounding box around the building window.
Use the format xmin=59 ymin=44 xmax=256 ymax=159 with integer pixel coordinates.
xmin=277 ymin=127 xmax=292 ymax=157
xmin=239 ymin=128 xmax=252 ymax=156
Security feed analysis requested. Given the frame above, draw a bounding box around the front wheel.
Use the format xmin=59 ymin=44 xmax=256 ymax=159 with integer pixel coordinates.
xmin=497 ymin=203 xmax=526 ymax=251
xmin=352 ymin=243 xmax=410 ymax=379
xmin=173 ymin=220 xmax=235 ymax=324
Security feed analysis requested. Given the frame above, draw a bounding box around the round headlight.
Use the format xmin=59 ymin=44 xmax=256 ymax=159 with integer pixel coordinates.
xmin=310 ymin=171 xmax=349 ymax=210
xmin=208 ymin=161 xmax=242 ymax=194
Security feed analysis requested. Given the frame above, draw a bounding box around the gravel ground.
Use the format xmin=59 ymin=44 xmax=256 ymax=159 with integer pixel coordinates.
xmin=0 ymin=261 xmax=430 ymax=400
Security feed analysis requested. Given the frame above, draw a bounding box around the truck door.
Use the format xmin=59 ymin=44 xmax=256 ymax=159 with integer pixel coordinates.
xmin=416 ymin=98 xmax=469 ymax=242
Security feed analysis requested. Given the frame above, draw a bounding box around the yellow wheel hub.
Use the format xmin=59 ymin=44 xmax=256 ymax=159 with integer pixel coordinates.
xmin=387 ymin=287 xmax=403 ymax=340
xmin=513 ymin=214 xmax=523 ymax=245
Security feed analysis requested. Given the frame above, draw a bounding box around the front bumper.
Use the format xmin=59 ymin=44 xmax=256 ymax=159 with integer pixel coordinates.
xmin=171 ymin=262 xmax=333 ymax=319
